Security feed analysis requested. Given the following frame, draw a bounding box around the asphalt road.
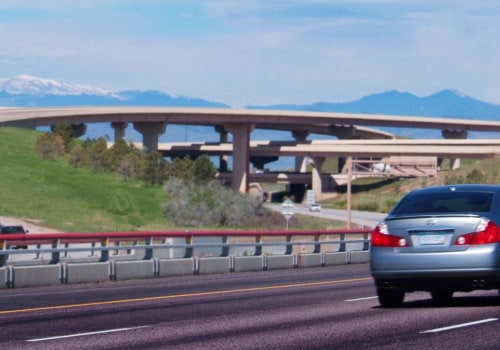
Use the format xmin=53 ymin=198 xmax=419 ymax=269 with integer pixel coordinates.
xmin=267 ymin=203 xmax=387 ymax=228
xmin=0 ymin=263 xmax=498 ymax=349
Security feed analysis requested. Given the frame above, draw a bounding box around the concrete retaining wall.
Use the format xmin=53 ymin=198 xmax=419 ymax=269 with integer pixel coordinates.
xmin=324 ymin=252 xmax=348 ymax=266
xmin=65 ymin=262 xmax=110 ymax=284
xmin=1 ymin=250 xmax=371 ymax=288
xmin=349 ymin=251 xmax=370 ymax=264
xmin=198 ymin=257 xmax=230 ymax=275
xmin=233 ymin=256 xmax=263 ymax=272
xmin=114 ymin=260 xmax=154 ymax=280
xmin=0 ymin=268 xmax=6 ymax=289
xmin=11 ymin=265 xmax=61 ymax=288
xmin=267 ymin=255 xmax=294 ymax=270
xmin=158 ymin=258 xmax=194 ymax=277
xmin=297 ymin=253 xmax=322 ymax=268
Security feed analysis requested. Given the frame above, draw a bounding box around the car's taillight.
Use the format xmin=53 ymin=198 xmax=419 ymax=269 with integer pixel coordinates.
xmin=371 ymin=223 xmax=409 ymax=247
xmin=455 ymin=219 xmax=500 ymax=245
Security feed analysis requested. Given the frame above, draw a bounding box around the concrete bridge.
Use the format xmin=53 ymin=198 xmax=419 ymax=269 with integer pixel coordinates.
xmin=1 ymin=107 xmax=499 ymax=200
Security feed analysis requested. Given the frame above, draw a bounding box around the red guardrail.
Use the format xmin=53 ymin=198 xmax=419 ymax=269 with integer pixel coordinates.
xmin=0 ymin=228 xmax=371 ymax=246
xmin=0 ymin=228 xmax=372 ymax=267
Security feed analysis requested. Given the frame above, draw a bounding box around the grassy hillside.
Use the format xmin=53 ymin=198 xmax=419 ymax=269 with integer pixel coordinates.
xmin=0 ymin=127 xmax=342 ymax=232
xmin=2 ymin=127 xmax=497 ymax=231
xmin=0 ymin=127 xmax=166 ymax=232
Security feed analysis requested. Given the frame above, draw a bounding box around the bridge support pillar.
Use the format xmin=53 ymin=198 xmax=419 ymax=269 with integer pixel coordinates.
xmin=50 ymin=123 xmax=87 ymax=138
xmin=442 ymin=129 xmax=468 ymax=170
xmin=292 ymin=130 xmax=309 ymax=172
xmin=311 ymin=157 xmax=325 ymax=202
xmin=71 ymin=123 xmax=87 ymax=138
xmin=215 ymin=125 xmax=229 ymax=172
xmin=111 ymin=122 xmax=129 ymax=141
xmin=133 ymin=122 xmax=166 ymax=153
xmin=225 ymin=123 xmax=253 ymax=192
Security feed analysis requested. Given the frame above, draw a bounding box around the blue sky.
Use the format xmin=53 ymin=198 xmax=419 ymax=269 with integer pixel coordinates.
xmin=0 ymin=0 xmax=499 ymax=107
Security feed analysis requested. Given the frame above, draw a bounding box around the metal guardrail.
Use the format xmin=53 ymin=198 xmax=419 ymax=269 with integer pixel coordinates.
xmin=0 ymin=229 xmax=372 ymax=267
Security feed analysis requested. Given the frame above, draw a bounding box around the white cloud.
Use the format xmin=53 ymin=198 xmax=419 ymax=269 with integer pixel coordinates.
xmin=0 ymin=1 xmax=499 ymax=106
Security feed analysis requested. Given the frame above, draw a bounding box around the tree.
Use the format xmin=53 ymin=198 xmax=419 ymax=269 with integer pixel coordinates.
xmin=34 ymin=133 xmax=64 ymax=160
xmin=143 ymin=151 xmax=168 ymax=185
xmin=465 ymin=168 xmax=485 ymax=183
xmin=68 ymin=144 xmax=90 ymax=168
xmin=166 ymin=155 xmax=193 ymax=181
xmin=52 ymin=122 xmax=74 ymax=152
xmin=85 ymin=138 xmax=108 ymax=172
xmin=190 ymin=155 xmax=217 ymax=184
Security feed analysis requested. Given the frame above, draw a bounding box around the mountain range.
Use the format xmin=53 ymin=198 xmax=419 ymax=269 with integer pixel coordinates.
xmin=1 ymin=74 xmax=499 ymax=142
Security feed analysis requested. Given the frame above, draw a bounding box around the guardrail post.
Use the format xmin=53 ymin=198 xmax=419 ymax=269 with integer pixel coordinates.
xmin=362 ymin=232 xmax=370 ymax=251
xmin=100 ymin=238 xmax=109 ymax=262
xmin=63 ymin=243 xmax=69 ymax=258
xmin=255 ymin=235 xmax=262 ymax=256
xmin=49 ymin=239 xmax=61 ymax=264
xmin=221 ymin=235 xmax=229 ymax=257
xmin=184 ymin=235 xmax=193 ymax=258
xmin=89 ymin=242 xmax=96 ymax=257
xmin=143 ymin=237 xmax=153 ymax=260
xmin=285 ymin=235 xmax=292 ymax=255
xmin=313 ymin=234 xmax=321 ymax=254
xmin=0 ymin=240 xmax=6 ymax=267
xmin=339 ymin=233 xmax=346 ymax=252
xmin=35 ymin=244 xmax=42 ymax=259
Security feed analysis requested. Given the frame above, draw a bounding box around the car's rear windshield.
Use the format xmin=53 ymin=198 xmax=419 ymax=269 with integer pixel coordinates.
xmin=0 ymin=226 xmax=25 ymax=233
xmin=392 ymin=191 xmax=493 ymax=215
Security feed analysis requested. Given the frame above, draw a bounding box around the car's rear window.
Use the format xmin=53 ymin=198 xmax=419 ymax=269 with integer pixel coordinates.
xmin=0 ymin=226 xmax=25 ymax=233
xmin=392 ymin=191 xmax=493 ymax=215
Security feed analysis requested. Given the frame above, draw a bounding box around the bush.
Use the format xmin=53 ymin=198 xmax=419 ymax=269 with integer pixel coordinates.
xmin=34 ymin=133 xmax=64 ymax=160
xmin=163 ymin=179 xmax=263 ymax=227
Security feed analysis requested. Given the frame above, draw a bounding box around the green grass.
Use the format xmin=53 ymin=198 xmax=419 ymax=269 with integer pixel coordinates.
xmin=5 ymin=126 xmax=495 ymax=231
xmin=1 ymin=127 xmax=342 ymax=232
xmin=0 ymin=127 xmax=166 ymax=232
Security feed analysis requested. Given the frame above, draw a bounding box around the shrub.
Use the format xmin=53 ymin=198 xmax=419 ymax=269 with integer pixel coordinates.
xmin=34 ymin=133 xmax=64 ymax=160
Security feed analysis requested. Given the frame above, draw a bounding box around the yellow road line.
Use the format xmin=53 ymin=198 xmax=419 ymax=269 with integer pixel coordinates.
xmin=0 ymin=276 xmax=372 ymax=315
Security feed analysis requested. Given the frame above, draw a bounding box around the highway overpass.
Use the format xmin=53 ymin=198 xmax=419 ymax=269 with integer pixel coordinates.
xmin=1 ymin=107 xmax=499 ymax=200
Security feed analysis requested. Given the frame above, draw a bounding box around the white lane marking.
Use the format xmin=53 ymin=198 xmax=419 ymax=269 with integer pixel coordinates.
xmin=26 ymin=326 xmax=150 ymax=342
xmin=345 ymin=296 xmax=378 ymax=302
xmin=420 ymin=318 xmax=498 ymax=334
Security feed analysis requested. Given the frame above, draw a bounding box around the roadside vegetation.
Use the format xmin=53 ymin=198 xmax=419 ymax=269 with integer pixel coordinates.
xmin=2 ymin=125 xmax=496 ymax=232
xmin=0 ymin=126 xmax=339 ymax=232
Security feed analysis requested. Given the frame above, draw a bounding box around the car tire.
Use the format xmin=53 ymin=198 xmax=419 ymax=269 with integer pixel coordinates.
xmin=377 ymin=288 xmax=404 ymax=308
xmin=430 ymin=290 xmax=454 ymax=305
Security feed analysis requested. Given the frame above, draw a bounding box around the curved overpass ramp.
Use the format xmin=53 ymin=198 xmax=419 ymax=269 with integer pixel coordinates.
xmin=1 ymin=107 xmax=499 ymax=198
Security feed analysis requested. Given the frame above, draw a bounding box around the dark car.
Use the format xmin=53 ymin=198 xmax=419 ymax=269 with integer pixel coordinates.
xmin=0 ymin=225 xmax=29 ymax=249
xmin=370 ymin=184 xmax=500 ymax=307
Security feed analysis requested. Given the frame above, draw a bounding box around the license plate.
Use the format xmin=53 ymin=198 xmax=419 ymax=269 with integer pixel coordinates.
xmin=419 ymin=234 xmax=446 ymax=245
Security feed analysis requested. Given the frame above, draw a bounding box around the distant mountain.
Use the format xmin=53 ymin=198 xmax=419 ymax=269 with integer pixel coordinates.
xmin=1 ymin=75 xmax=498 ymax=141
xmin=0 ymin=75 xmax=227 ymax=108
xmin=248 ymin=89 xmax=500 ymax=122
xmin=0 ymin=75 xmax=229 ymax=142
xmin=248 ymin=89 xmax=500 ymax=139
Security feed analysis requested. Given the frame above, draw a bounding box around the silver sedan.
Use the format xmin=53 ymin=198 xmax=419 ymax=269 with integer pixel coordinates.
xmin=370 ymin=184 xmax=500 ymax=307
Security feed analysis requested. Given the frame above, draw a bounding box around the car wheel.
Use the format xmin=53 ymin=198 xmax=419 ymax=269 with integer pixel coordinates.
xmin=377 ymin=288 xmax=404 ymax=308
xmin=431 ymin=290 xmax=454 ymax=305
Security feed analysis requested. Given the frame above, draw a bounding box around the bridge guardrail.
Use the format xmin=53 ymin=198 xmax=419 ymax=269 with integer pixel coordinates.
xmin=0 ymin=229 xmax=371 ymax=267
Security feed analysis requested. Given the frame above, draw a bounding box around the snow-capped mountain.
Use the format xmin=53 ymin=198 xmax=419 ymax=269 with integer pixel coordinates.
xmin=0 ymin=74 xmax=498 ymax=141
xmin=0 ymin=75 xmax=228 ymax=108
xmin=0 ymin=74 xmax=120 ymax=97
